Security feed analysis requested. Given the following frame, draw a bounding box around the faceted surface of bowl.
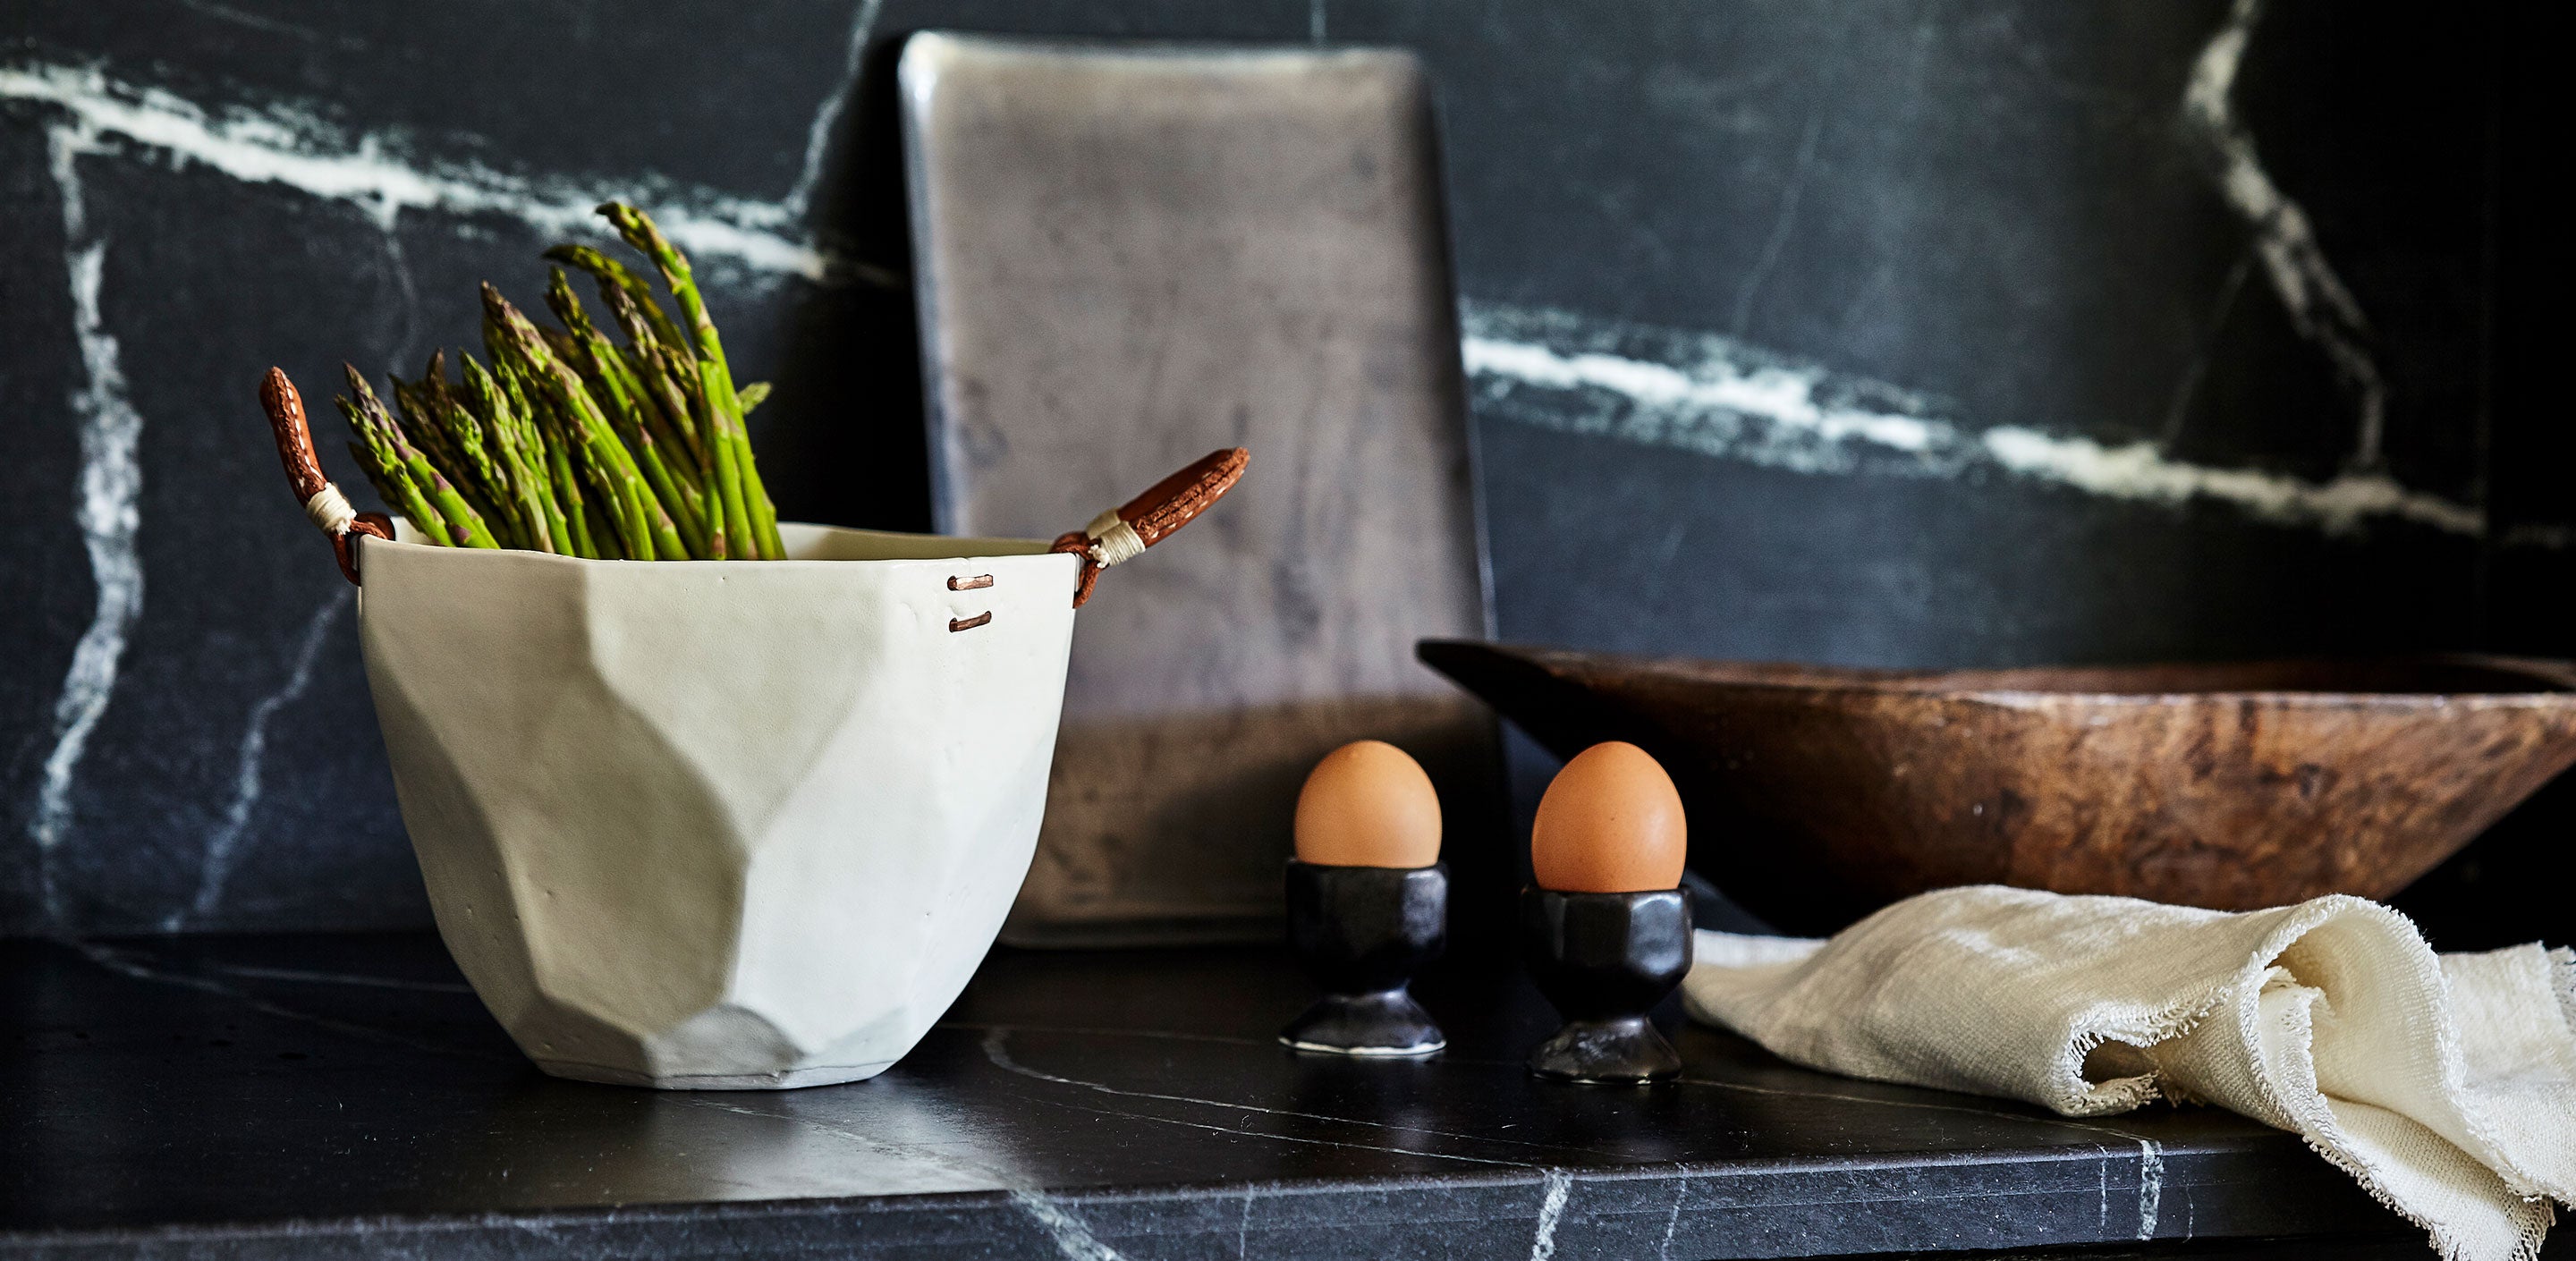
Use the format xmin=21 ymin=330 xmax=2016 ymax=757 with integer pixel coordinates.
xmin=360 ymin=525 xmax=1078 ymax=1088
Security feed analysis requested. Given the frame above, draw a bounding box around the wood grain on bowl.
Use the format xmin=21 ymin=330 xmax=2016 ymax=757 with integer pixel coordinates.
xmin=1419 ymin=641 xmax=2576 ymax=935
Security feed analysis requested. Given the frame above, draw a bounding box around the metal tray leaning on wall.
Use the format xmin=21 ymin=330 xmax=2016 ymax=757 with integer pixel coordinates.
xmin=899 ymin=32 xmax=1496 ymax=946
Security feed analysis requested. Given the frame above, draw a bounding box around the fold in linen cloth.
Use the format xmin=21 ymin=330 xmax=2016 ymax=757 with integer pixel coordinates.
xmin=1682 ymin=885 xmax=2576 ymax=1261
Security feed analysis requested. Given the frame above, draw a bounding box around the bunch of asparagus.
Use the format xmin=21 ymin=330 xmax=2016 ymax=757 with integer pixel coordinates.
xmin=336 ymin=202 xmax=784 ymax=560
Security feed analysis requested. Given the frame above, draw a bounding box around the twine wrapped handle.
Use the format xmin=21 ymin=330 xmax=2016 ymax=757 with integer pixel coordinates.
xmin=1050 ymin=447 xmax=1249 ymax=607
xmin=259 ymin=368 xmax=394 ymax=586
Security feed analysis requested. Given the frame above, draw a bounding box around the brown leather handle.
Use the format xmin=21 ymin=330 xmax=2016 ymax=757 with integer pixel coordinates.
xmin=1049 ymin=447 xmax=1248 ymax=607
xmin=260 ymin=368 xmax=394 ymax=586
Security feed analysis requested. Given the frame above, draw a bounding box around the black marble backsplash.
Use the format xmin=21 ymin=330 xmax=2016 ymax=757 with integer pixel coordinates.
xmin=2 ymin=1 xmax=2564 ymax=941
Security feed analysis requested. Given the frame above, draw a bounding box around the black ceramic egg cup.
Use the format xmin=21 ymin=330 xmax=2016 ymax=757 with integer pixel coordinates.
xmin=1279 ymin=859 xmax=1448 ymax=1056
xmin=1521 ymin=886 xmax=1694 ymax=1084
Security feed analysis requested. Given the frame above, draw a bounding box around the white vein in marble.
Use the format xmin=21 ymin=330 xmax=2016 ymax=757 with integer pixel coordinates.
xmin=1529 ymin=1168 xmax=1573 ymax=1261
xmin=375 ymin=226 xmax=423 ymax=370
xmin=208 ymin=961 xmax=474 ymax=994
xmin=2135 ymin=1139 xmax=2165 ymax=1239
xmin=977 ymin=1027 xmax=1545 ymax=1166
xmin=1656 ymin=1181 xmax=1689 ymax=1261
xmin=1462 ymin=300 xmax=2484 ymax=537
xmin=29 ymin=124 xmax=146 ymax=927
xmin=0 ymin=61 xmax=829 ymax=280
xmin=69 ymin=940 xmax=509 ymax=1060
xmin=781 ymin=0 xmax=884 ymax=219
xmin=680 ymin=1095 xmax=1130 ymax=1257
xmin=1729 ymin=111 xmax=1825 ymax=335
xmin=1011 ymin=1189 xmax=1129 ymax=1261
xmin=178 ymin=589 xmax=352 ymax=928
xmin=2185 ymin=0 xmax=2386 ymax=470
xmin=174 ymin=0 xmax=369 ymax=50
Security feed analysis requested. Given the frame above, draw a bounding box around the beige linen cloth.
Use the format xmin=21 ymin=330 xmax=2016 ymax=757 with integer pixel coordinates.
xmin=1682 ymin=885 xmax=2576 ymax=1261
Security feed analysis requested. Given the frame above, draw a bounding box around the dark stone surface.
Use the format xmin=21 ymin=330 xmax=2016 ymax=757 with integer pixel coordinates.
xmin=2 ymin=1 xmax=2567 ymax=944
xmin=1 ymin=932 xmax=2440 ymax=1260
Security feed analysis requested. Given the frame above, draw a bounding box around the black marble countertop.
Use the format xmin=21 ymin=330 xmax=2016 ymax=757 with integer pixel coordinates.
xmin=3 ymin=933 xmax=2441 ymax=1260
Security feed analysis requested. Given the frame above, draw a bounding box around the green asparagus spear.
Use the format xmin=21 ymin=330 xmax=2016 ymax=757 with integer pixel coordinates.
xmin=597 ymin=202 xmax=783 ymax=559
xmin=487 ymin=294 xmax=644 ymax=557
xmin=633 ymin=296 xmax=745 ymax=557
xmin=538 ymin=326 xmax=585 ymax=369
xmin=337 ymin=378 xmax=443 ymax=543
xmin=424 ymin=355 xmax=519 ymax=548
xmin=550 ymin=267 xmax=706 ymax=495
xmin=402 ymin=358 xmax=517 ymax=537
xmin=655 ymin=342 xmax=719 ymax=476
xmin=340 ymin=429 xmax=441 ymax=542
xmin=345 ymin=366 xmax=497 ymax=548
xmin=387 ymin=375 xmax=462 ymax=493
xmin=689 ymin=346 xmax=754 ymax=563
xmin=483 ymin=284 xmax=685 ymax=561
xmin=543 ymin=422 xmax=597 ymax=559
xmin=599 ymin=284 xmax=705 ymax=460
xmin=543 ymin=242 xmax=688 ymax=351
xmin=343 ymin=436 xmax=402 ymax=515
xmin=486 ymin=346 xmax=583 ymax=555
xmin=567 ymin=437 xmax=627 ymax=559
xmin=593 ymin=339 xmax=705 ymax=491
xmin=343 ymin=376 xmax=456 ymax=545
xmin=462 ymin=355 xmax=557 ymax=554
xmin=555 ymin=285 xmax=713 ymax=559
xmin=311 ymin=205 xmax=783 ymax=562
xmin=624 ymin=356 xmax=706 ymax=491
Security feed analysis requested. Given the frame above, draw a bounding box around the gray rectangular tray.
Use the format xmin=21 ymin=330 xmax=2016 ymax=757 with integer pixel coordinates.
xmin=901 ymin=32 xmax=1494 ymax=946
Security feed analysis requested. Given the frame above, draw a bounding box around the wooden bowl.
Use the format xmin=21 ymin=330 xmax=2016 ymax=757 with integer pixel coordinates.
xmin=1419 ymin=641 xmax=2576 ymax=935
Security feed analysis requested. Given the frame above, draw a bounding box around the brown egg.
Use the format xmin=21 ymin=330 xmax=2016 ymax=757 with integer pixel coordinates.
xmin=1293 ymin=741 xmax=1443 ymax=868
xmin=1531 ymin=741 xmax=1687 ymax=893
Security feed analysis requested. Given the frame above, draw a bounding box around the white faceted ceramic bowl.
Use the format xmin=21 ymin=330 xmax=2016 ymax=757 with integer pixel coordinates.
xmin=356 ymin=523 xmax=1078 ymax=1088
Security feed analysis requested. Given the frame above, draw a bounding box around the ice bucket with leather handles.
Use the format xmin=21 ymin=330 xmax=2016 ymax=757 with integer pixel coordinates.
xmin=260 ymin=368 xmax=1243 ymax=1088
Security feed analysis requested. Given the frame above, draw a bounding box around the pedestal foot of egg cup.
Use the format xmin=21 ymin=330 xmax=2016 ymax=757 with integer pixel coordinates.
xmin=1521 ymin=887 xmax=1693 ymax=1084
xmin=1280 ymin=860 xmax=1448 ymax=1057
